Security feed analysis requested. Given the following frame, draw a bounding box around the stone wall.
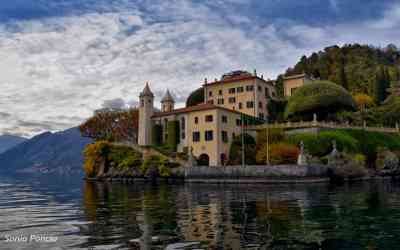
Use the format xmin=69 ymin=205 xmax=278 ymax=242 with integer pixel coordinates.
xmin=185 ymin=165 xmax=328 ymax=179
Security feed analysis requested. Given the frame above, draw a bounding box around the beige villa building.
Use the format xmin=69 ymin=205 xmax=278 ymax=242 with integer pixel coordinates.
xmin=282 ymin=73 xmax=314 ymax=97
xmin=138 ymin=70 xmax=275 ymax=166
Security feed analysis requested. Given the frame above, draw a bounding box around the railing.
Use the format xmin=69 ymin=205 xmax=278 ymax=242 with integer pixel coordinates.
xmin=246 ymin=120 xmax=400 ymax=134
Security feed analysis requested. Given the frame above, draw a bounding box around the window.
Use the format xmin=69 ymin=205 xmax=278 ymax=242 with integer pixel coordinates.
xmin=246 ymin=85 xmax=254 ymax=91
xmin=259 ymin=102 xmax=262 ymax=108
xmin=232 ymin=132 xmax=236 ymax=139
xmin=181 ymin=117 xmax=185 ymax=130
xmin=207 ymin=100 xmax=214 ymax=105
xmin=222 ymin=115 xmax=228 ymax=123
xmin=265 ymin=87 xmax=270 ymax=98
xmin=246 ymin=101 xmax=254 ymax=108
xmin=217 ymin=98 xmax=224 ymax=105
xmin=194 ymin=117 xmax=199 ymax=124
xmin=229 ymin=88 xmax=236 ymax=94
xmin=228 ymin=97 xmax=236 ymax=103
xmin=205 ymin=130 xmax=214 ymax=141
xmin=259 ymin=113 xmax=264 ymax=119
xmin=209 ymin=91 xmax=213 ymax=97
xmin=237 ymin=86 xmax=244 ymax=93
xmin=205 ymin=115 xmax=213 ymax=122
xmin=221 ymin=131 xmax=228 ymax=143
xmin=219 ymin=89 xmax=223 ymax=95
xmin=182 ymin=132 xmax=186 ymax=139
xmin=238 ymin=102 xmax=243 ymax=109
xmin=236 ymin=119 xmax=242 ymax=126
xmin=192 ymin=132 xmax=200 ymax=142
xmin=140 ymin=99 xmax=144 ymax=107
xmin=258 ymin=85 xmax=262 ymax=91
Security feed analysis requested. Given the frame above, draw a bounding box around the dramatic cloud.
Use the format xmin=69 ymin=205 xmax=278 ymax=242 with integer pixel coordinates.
xmin=0 ymin=0 xmax=399 ymax=137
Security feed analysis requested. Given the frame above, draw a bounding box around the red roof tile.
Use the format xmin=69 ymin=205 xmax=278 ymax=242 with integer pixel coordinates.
xmin=204 ymin=75 xmax=274 ymax=87
xmin=152 ymin=103 xmax=243 ymax=118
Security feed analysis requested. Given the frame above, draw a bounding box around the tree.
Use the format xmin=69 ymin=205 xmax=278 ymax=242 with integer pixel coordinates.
xmin=275 ymin=75 xmax=284 ymax=98
xmin=353 ymin=93 xmax=375 ymax=111
xmin=228 ymin=133 xmax=257 ymax=165
xmin=79 ymin=109 xmax=139 ymax=142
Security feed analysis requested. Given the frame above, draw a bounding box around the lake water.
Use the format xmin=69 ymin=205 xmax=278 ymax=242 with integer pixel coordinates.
xmin=1 ymin=176 xmax=400 ymax=250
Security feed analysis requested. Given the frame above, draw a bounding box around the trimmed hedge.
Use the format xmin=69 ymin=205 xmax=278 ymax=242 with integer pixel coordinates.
xmin=186 ymin=87 xmax=204 ymax=107
xmin=152 ymin=124 xmax=163 ymax=145
xmin=285 ymin=81 xmax=357 ymax=120
xmin=287 ymin=131 xmax=359 ymax=157
xmin=167 ymin=120 xmax=180 ymax=151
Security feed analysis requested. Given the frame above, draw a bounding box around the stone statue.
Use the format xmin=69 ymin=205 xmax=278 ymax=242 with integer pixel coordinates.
xmin=328 ymin=140 xmax=339 ymax=166
xmin=187 ymin=146 xmax=197 ymax=167
xmin=297 ymin=141 xmax=307 ymax=166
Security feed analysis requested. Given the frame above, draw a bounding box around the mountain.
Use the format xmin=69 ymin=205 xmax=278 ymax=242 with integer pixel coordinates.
xmin=284 ymin=44 xmax=400 ymax=102
xmin=0 ymin=135 xmax=27 ymax=154
xmin=0 ymin=127 xmax=92 ymax=175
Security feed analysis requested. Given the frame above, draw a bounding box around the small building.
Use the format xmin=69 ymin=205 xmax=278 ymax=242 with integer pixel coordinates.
xmin=283 ymin=73 xmax=313 ymax=97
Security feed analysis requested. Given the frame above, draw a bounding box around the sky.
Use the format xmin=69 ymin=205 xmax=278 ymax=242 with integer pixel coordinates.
xmin=0 ymin=0 xmax=400 ymax=137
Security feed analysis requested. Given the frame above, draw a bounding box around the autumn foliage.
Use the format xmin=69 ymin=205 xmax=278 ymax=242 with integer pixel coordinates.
xmin=79 ymin=109 xmax=139 ymax=142
xmin=256 ymin=142 xmax=299 ymax=165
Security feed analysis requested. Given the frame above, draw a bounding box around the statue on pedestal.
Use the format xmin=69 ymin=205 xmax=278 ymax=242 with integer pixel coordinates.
xmin=297 ymin=141 xmax=308 ymax=166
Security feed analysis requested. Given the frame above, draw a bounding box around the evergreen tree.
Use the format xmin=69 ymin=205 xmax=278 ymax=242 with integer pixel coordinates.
xmin=275 ymin=75 xmax=284 ymax=98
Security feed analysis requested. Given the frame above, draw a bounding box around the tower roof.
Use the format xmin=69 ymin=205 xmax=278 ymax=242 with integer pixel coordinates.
xmin=140 ymin=82 xmax=154 ymax=97
xmin=161 ymin=89 xmax=175 ymax=103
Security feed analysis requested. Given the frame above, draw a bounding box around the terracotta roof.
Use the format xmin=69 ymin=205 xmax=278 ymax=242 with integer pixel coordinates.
xmin=282 ymin=73 xmax=307 ymax=80
xmin=152 ymin=103 xmax=243 ymax=118
xmin=204 ymin=75 xmax=273 ymax=87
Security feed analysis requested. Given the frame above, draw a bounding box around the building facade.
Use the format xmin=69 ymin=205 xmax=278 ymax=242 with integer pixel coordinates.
xmin=283 ymin=73 xmax=313 ymax=97
xmin=138 ymin=70 xmax=273 ymax=166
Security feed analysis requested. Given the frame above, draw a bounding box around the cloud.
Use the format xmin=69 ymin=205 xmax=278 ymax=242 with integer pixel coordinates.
xmin=101 ymin=98 xmax=126 ymax=110
xmin=0 ymin=0 xmax=399 ymax=137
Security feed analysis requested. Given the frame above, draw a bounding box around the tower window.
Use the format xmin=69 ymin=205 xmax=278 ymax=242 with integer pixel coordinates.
xmin=219 ymin=89 xmax=223 ymax=95
xmin=221 ymin=131 xmax=228 ymax=143
xmin=193 ymin=132 xmax=200 ymax=142
xmin=205 ymin=130 xmax=214 ymax=141
xmin=246 ymin=101 xmax=254 ymax=108
xmin=258 ymin=85 xmax=262 ymax=91
xmin=246 ymin=85 xmax=254 ymax=91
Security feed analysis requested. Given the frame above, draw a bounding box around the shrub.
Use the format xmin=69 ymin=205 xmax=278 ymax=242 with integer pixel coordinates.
xmin=228 ymin=133 xmax=257 ymax=165
xmin=140 ymin=155 xmax=176 ymax=177
xmin=152 ymin=124 xmax=163 ymax=145
xmin=267 ymin=99 xmax=287 ymax=122
xmin=257 ymin=143 xmax=299 ymax=165
xmin=285 ymin=81 xmax=357 ymax=120
xmin=287 ymin=131 xmax=359 ymax=157
xmin=83 ymin=141 xmax=111 ymax=177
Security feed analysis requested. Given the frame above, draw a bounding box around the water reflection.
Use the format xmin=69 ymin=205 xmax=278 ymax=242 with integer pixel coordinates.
xmin=80 ymin=181 xmax=400 ymax=249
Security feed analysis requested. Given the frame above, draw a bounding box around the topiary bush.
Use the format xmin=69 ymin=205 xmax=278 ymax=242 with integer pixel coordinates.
xmin=287 ymin=130 xmax=359 ymax=157
xmin=285 ymin=81 xmax=357 ymax=120
xmin=186 ymin=87 xmax=204 ymax=107
xmin=152 ymin=124 xmax=163 ymax=145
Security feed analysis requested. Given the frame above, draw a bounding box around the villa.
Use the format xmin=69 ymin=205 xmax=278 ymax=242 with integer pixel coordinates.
xmin=138 ymin=70 xmax=277 ymax=166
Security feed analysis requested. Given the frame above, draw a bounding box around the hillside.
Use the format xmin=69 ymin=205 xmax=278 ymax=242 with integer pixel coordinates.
xmin=0 ymin=127 xmax=92 ymax=175
xmin=284 ymin=44 xmax=400 ymax=102
xmin=0 ymin=135 xmax=27 ymax=153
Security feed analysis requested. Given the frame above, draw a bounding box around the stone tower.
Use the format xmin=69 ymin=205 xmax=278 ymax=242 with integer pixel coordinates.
xmin=161 ymin=89 xmax=175 ymax=112
xmin=138 ymin=82 xmax=154 ymax=146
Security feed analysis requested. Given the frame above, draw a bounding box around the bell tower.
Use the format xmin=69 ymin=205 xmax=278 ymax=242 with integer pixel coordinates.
xmin=161 ymin=89 xmax=175 ymax=112
xmin=138 ymin=82 xmax=154 ymax=146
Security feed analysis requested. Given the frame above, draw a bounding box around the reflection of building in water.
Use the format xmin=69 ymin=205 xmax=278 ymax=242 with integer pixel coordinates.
xmin=176 ymin=191 xmax=242 ymax=249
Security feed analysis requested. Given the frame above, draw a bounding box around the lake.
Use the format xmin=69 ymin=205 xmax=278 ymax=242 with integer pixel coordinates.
xmin=1 ymin=175 xmax=400 ymax=249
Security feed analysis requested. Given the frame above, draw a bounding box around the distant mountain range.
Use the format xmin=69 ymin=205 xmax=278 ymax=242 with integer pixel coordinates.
xmin=0 ymin=127 xmax=92 ymax=175
xmin=0 ymin=135 xmax=27 ymax=154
